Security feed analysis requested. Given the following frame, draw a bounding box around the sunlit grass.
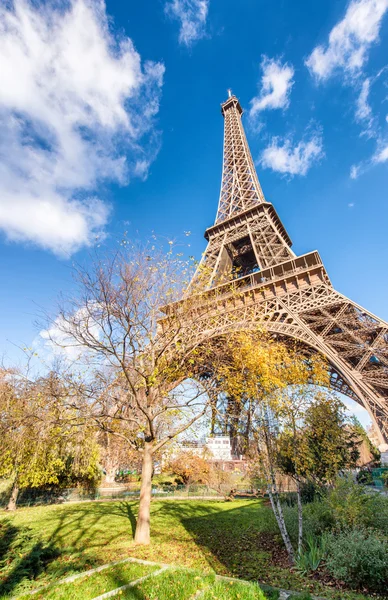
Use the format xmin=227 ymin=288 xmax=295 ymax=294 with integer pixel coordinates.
xmin=14 ymin=562 xmax=158 ymax=600
xmin=0 ymin=499 xmax=376 ymax=599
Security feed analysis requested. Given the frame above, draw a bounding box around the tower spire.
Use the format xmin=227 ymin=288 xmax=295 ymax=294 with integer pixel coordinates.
xmin=216 ymin=93 xmax=265 ymax=223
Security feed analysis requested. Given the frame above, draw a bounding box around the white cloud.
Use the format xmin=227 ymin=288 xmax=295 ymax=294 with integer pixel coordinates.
xmin=355 ymin=78 xmax=373 ymax=124
xmin=37 ymin=304 xmax=103 ymax=362
xmin=38 ymin=316 xmax=84 ymax=362
xmin=350 ymin=141 xmax=388 ymax=177
xmin=373 ymin=144 xmax=388 ymax=162
xmin=250 ymin=56 xmax=294 ymax=116
xmin=306 ymin=0 xmax=388 ymax=80
xmin=260 ymin=134 xmax=324 ymax=176
xmin=165 ymin=0 xmax=209 ymax=46
xmin=350 ymin=164 xmax=360 ymax=178
xmin=348 ymin=202 xmax=355 ymax=207
xmin=0 ymin=0 xmax=164 ymax=256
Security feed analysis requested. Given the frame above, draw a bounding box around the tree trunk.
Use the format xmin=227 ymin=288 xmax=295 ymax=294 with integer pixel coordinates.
xmin=267 ymin=483 xmax=295 ymax=564
xmin=134 ymin=443 xmax=153 ymax=545
xmin=265 ymin=443 xmax=295 ymax=564
xmin=296 ymin=478 xmax=303 ymax=556
xmin=104 ymin=464 xmax=118 ymax=485
xmin=7 ymin=480 xmax=19 ymax=511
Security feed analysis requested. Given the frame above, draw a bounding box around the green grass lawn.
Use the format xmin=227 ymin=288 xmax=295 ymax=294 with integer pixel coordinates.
xmin=0 ymin=499 xmax=376 ymax=600
xmin=14 ymin=561 xmax=159 ymax=600
xmin=15 ymin=566 xmax=281 ymax=600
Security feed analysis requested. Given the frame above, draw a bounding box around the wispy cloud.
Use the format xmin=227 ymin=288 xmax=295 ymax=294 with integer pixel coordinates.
xmin=0 ymin=0 xmax=164 ymax=256
xmin=306 ymin=0 xmax=388 ymax=179
xmin=250 ymin=56 xmax=294 ymax=117
xmin=373 ymin=144 xmax=388 ymax=162
xmin=260 ymin=134 xmax=324 ymax=176
xmin=165 ymin=0 xmax=209 ymax=46
xmin=350 ymin=140 xmax=388 ymax=178
xmin=350 ymin=164 xmax=360 ymax=179
xmin=306 ymin=0 xmax=388 ymax=81
xmin=355 ymin=78 xmax=375 ymax=133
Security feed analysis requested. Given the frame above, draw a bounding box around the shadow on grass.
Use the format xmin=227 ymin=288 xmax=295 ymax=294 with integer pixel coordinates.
xmin=0 ymin=519 xmax=60 ymax=597
xmin=0 ymin=498 xmax=276 ymax=596
xmin=157 ymin=500 xmax=279 ymax=581
xmin=114 ymin=502 xmax=138 ymax=538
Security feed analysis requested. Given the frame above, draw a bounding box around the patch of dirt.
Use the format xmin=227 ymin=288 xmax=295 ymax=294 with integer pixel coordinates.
xmin=255 ymin=532 xmax=290 ymax=569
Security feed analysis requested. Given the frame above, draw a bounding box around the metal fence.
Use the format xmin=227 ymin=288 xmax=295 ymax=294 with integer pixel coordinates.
xmin=2 ymin=484 xmax=259 ymax=508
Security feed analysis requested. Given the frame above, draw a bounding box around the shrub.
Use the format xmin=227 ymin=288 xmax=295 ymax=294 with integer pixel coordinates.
xmin=303 ymin=499 xmax=334 ymax=537
xmin=382 ymin=471 xmax=388 ymax=488
xmin=362 ymin=492 xmax=388 ymax=535
xmin=325 ymin=528 xmax=388 ymax=591
xmin=325 ymin=476 xmax=369 ymax=529
xmin=295 ymin=534 xmax=327 ymax=575
xmin=300 ymin=480 xmax=322 ymax=504
xmin=280 ymin=491 xmax=298 ymax=507
xmin=277 ymin=499 xmax=333 ymax=545
xmin=356 ymin=469 xmax=374 ymax=485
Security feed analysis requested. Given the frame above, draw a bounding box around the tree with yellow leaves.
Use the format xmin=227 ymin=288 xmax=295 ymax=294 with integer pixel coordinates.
xmin=0 ymin=368 xmax=100 ymax=510
xmin=209 ymin=331 xmax=329 ymax=564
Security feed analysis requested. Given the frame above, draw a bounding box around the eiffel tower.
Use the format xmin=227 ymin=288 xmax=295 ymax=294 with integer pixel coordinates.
xmin=192 ymin=92 xmax=388 ymax=450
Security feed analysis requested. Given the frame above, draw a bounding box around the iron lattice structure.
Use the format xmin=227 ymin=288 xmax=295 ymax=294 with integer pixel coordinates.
xmin=191 ymin=94 xmax=388 ymax=447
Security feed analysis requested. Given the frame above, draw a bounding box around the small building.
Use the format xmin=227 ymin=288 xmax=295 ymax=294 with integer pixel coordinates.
xmin=205 ymin=436 xmax=232 ymax=461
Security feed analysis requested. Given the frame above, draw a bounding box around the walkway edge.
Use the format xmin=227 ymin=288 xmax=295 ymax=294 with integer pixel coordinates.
xmin=91 ymin=566 xmax=169 ymax=600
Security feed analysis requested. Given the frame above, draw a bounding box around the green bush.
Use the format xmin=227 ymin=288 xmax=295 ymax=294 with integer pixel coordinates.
xmin=303 ymin=499 xmax=334 ymax=537
xmin=295 ymin=534 xmax=327 ymax=575
xmin=300 ymin=480 xmax=322 ymax=504
xmin=325 ymin=476 xmax=369 ymax=529
xmin=303 ymin=479 xmax=388 ymax=535
xmin=356 ymin=469 xmax=374 ymax=485
xmin=279 ymin=500 xmax=333 ymax=545
xmin=362 ymin=492 xmax=388 ymax=535
xmin=382 ymin=471 xmax=388 ymax=487
xmin=325 ymin=528 xmax=388 ymax=591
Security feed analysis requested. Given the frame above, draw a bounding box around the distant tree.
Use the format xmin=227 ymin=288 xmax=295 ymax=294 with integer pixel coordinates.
xmin=350 ymin=417 xmax=380 ymax=467
xmin=0 ymin=368 xmax=100 ymax=510
xmin=206 ymin=461 xmax=233 ymax=499
xmin=296 ymin=394 xmax=360 ymax=486
xmin=168 ymin=451 xmax=210 ymax=484
xmin=98 ymin=430 xmax=137 ymax=485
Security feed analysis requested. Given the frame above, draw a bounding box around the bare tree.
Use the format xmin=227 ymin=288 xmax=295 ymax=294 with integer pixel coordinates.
xmin=45 ymin=244 xmax=222 ymax=544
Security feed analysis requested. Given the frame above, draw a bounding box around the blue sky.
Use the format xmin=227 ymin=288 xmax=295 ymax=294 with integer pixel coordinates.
xmin=1 ymin=0 xmax=388 ymax=426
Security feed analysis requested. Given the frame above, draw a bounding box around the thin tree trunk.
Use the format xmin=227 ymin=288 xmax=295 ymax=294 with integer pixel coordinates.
xmin=104 ymin=433 xmax=117 ymax=485
xmin=104 ymin=467 xmax=117 ymax=485
xmin=267 ymin=480 xmax=295 ymax=564
xmin=7 ymin=479 xmax=19 ymax=511
xmin=265 ymin=431 xmax=295 ymax=563
xmin=134 ymin=442 xmax=153 ymax=545
xmin=296 ymin=478 xmax=303 ymax=556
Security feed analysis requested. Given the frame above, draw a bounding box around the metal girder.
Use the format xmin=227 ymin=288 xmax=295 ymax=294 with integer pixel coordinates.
xmin=185 ymin=94 xmax=388 ymax=447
